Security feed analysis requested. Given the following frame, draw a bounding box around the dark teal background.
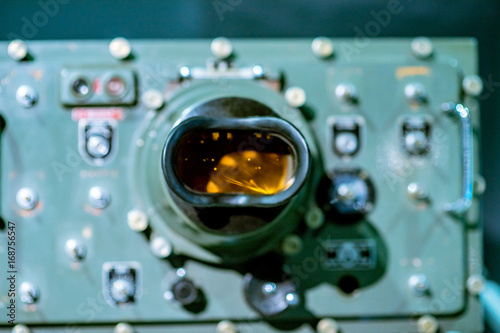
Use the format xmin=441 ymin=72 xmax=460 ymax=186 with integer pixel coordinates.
xmin=0 ymin=1 xmax=499 ymax=328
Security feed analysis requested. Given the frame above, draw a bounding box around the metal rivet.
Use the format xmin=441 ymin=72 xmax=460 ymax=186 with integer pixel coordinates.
xmin=317 ymin=318 xmax=340 ymax=333
xmin=473 ymin=174 xmax=486 ymax=196
xmin=211 ymin=37 xmax=233 ymax=59
xmin=20 ymin=282 xmax=40 ymax=304
xmin=16 ymin=187 xmax=38 ymax=210
xmin=335 ymin=83 xmax=358 ymax=103
xmin=8 ymin=40 xmax=28 ymax=61
xmin=216 ymin=320 xmax=237 ymax=333
xmin=404 ymin=83 xmax=427 ymax=104
xmin=88 ymin=186 xmax=111 ymax=209
xmin=312 ymin=37 xmax=334 ymax=59
xmin=305 ymin=206 xmax=324 ymax=229
xmin=407 ymin=182 xmax=429 ymax=201
xmin=65 ymin=239 xmax=87 ymax=261
xmin=150 ymin=236 xmax=172 ymax=258
xmin=127 ymin=210 xmax=148 ymax=232
xmin=467 ymin=275 xmax=486 ymax=296
xmin=109 ymin=37 xmax=131 ymax=60
xmin=417 ymin=315 xmax=439 ymax=333
xmin=16 ymin=85 xmax=38 ymax=108
xmin=281 ymin=234 xmax=303 ymax=255
xmin=463 ymin=75 xmax=483 ymax=97
xmin=285 ymin=87 xmax=306 ymax=108
xmin=411 ymin=37 xmax=433 ymax=59
xmin=285 ymin=292 xmax=300 ymax=306
xmin=12 ymin=325 xmax=31 ymax=333
xmin=141 ymin=89 xmax=164 ymax=110
xmin=408 ymin=274 xmax=430 ymax=296
xmin=335 ymin=132 xmax=359 ymax=155
xmin=114 ymin=323 xmax=134 ymax=333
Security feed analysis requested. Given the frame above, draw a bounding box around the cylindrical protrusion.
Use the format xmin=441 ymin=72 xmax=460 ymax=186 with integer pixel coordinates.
xmin=407 ymin=182 xmax=429 ymax=201
xmin=114 ymin=323 xmax=134 ymax=333
xmin=12 ymin=325 xmax=31 ymax=333
xmin=285 ymin=292 xmax=300 ymax=306
xmin=8 ymin=40 xmax=28 ymax=61
xmin=141 ymin=89 xmax=164 ymax=110
xmin=262 ymin=282 xmax=277 ymax=294
xmin=16 ymin=85 xmax=38 ymax=108
xmin=65 ymin=238 xmax=87 ymax=261
xmin=110 ymin=279 xmax=135 ymax=303
xmin=467 ymin=274 xmax=486 ymax=296
xmin=408 ymin=274 xmax=430 ymax=296
xmin=404 ymin=131 xmax=429 ymax=155
xmin=463 ymin=74 xmax=483 ymax=97
xmin=16 ymin=187 xmax=39 ymax=210
xmin=417 ymin=315 xmax=439 ymax=333
xmin=87 ymin=135 xmax=111 ymax=159
xmin=411 ymin=37 xmax=433 ymax=59
xmin=335 ymin=132 xmax=359 ymax=156
xmin=109 ymin=37 xmax=131 ymax=60
xmin=285 ymin=87 xmax=306 ymax=108
xmin=311 ymin=37 xmax=334 ymax=59
xmin=335 ymin=83 xmax=358 ymax=103
xmin=281 ymin=234 xmax=303 ymax=255
xmin=127 ymin=210 xmax=149 ymax=232
xmin=473 ymin=174 xmax=486 ymax=196
xmin=404 ymin=82 xmax=427 ymax=104
xmin=171 ymin=278 xmax=199 ymax=305
xmin=317 ymin=318 xmax=340 ymax=333
xmin=88 ymin=186 xmax=111 ymax=209
xmin=210 ymin=37 xmax=233 ymax=59
xmin=216 ymin=320 xmax=237 ymax=333
xmin=150 ymin=236 xmax=172 ymax=258
xmin=20 ymin=282 xmax=40 ymax=304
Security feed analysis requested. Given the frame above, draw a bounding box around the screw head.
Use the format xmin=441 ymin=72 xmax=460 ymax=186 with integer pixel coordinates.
xmin=408 ymin=274 xmax=430 ymax=296
xmin=312 ymin=37 xmax=334 ymax=59
xmin=281 ymin=234 xmax=303 ymax=255
xmin=467 ymin=274 xmax=486 ymax=296
xmin=141 ymin=89 xmax=164 ymax=110
xmin=317 ymin=318 xmax=340 ymax=333
xmin=114 ymin=323 xmax=134 ymax=333
xmin=109 ymin=37 xmax=131 ymax=60
xmin=404 ymin=82 xmax=427 ymax=104
xmin=127 ymin=209 xmax=148 ymax=232
xmin=16 ymin=85 xmax=38 ymax=108
xmin=463 ymin=74 xmax=483 ymax=97
xmin=88 ymin=186 xmax=111 ymax=209
xmin=216 ymin=320 xmax=237 ymax=333
xmin=150 ymin=236 xmax=172 ymax=258
xmin=211 ymin=37 xmax=233 ymax=59
xmin=285 ymin=86 xmax=306 ymax=108
xmin=12 ymin=325 xmax=31 ymax=333
xmin=411 ymin=37 xmax=433 ymax=59
xmin=20 ymin=282 xmax=40 ymax=304
xmin=8 ymin=39 xmax=28 ymax=61
xmin=65 ymin=239 xmax=87 ymax=261
xmin=16 ymin=187 xmax=39 ymax=210
xmin=335 ymin=83 xmax=358 ymax=103
xmin=417 ymin=315 xmax=439 ymax=333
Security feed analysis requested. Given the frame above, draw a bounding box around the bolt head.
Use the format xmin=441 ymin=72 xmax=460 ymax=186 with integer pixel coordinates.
xmin=211 ymin=37 xmax=233 ymax=59
xmin=141 ymin=89 xmax=164 ymax=110
xmin=127 ymin=210 xmax=148 ymax=232
xmin=16 ymin=187 xmax=38 ymax=210
xmin=467 ymin=274 xmax=485 ymax=296
xmin=16 ymin=85 xmax=38 ymax=108
xmin=285 ymin=86 xmax=306 ymax=108
xmin=463 ymin=75 xmax=483 ymax=97
xmin=417 ymin=315 xmax=439 ymax=333
xmin=8 ymin=40 xmax=28 ymax=61
xmin=312 ymin=37 xmax=334 ymax=59
xmin=317 ymin=318 xmax=340 ymax=333
xmin=150 ymin=236 xmax=172 ymax=258
xmin=109 ymin=37 xmax=131 ymax=60
xmin=114 ymin=323 xmax=134 ymax=333
xmin=411 ymin=37 xmax=433 ymax=59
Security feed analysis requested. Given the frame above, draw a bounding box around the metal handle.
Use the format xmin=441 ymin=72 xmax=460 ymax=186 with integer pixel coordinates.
xmin=441 ymin=102 xmax=474 ymax=215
